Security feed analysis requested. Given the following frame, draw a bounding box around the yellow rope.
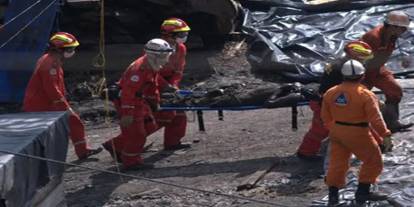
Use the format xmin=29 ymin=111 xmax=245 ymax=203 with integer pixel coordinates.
xmin=91 ymin=0 xmax=122 ymax=180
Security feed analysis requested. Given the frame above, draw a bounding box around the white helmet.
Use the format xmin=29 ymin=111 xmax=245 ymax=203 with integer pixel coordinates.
xmin=385 ymin=11 xmax=410 ymax=28
xmin=144 ymin=38 xmax=173 ymax=70
xmin=144 ymin=38 xmax=173 ymax=54
xmin=341 ymin=60 xmax=365 ymax=79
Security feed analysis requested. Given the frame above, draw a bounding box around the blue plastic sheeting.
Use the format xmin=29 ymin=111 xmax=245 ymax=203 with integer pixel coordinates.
xmin=0 ymin=111 xmax=69 ymax=207
xmin=0 ymin=0 xmax=59 ymax=103
xmin=242 ymin=2 xmax=414 ymax=83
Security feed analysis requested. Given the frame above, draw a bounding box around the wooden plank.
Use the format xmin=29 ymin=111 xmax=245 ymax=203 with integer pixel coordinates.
xmin=236 ymin=161 xmax=279 ymax=191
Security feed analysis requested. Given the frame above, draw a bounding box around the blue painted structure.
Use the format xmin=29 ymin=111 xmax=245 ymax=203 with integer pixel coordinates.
xmin=0 ymin=0 xmax=60 ymax=103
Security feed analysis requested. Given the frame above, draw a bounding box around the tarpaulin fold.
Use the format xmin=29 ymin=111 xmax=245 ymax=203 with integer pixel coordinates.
xmin=242 ymin=2 xmax=414 ymax=83
xmin=0 ymin=111 xmax=69 ymax=207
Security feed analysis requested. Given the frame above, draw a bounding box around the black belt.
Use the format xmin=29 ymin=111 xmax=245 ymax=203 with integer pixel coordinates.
xmin=335 ymin=121 xmax=369 ymax=128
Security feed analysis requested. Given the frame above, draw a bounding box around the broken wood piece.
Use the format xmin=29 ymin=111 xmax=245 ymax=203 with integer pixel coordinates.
xmin=236 ymin=161 xmax=279 ymax=191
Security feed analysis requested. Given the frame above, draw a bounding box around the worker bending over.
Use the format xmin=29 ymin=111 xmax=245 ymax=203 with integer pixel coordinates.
xmin=361 ymin=10 xmax=412 ymax=132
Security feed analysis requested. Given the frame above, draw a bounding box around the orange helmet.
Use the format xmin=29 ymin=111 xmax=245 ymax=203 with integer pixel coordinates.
xmin=160 ymin=18 xmax=191 ymax=34
xmin=49 ymin=32 xmax=80 ymax=48
xmin=344 ymin=40 xmax=373 ymax=61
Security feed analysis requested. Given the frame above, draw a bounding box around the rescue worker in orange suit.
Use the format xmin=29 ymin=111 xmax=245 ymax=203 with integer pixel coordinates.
xmin=147 ymin=17 xmax=191 ymax=150
xmin=297 ymin=41 xmax=384 ymax=160
xmin=361 ymin=10 xmax=413 ymax=133
xmin=322 ymin=60 xmax=392 ymax=206
xmin=105 ymin=38 xmax=174 ymax=170
xmin=23 ymin=32 xmax=102 ymax=160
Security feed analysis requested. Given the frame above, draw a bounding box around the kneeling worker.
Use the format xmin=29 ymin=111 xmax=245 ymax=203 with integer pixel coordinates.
xmin=112 ymin=38 xmax=173 ymax=170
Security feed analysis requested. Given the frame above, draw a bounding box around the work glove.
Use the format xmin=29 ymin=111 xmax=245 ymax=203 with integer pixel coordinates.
xmin=120 ymin=115 xmax=134 ymax=128
xmin=380 ymin=135 xmax=393 ymax=153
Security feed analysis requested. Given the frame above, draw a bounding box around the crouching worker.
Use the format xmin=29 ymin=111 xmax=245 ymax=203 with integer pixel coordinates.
xmin=23 ymin=32 xmax=102 ymax=160
xmin=110 ymin=38 xmax=173 ymax=171
xmin=321 ymin=60 xmax=392 ymax=205
xmin=147 ymin=17 xmax=192 ymax=150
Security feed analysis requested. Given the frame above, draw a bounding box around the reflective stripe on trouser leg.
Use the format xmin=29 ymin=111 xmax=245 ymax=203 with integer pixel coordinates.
xmin=69 ymin=113 xmax=89 ymax=157
xmin=121 ymin=118 xmax=146 ymax=167
xmin=164 ymin=111 xmax=187 ymax=147
xmin=298 ymin=101 xmax=329 ymax=156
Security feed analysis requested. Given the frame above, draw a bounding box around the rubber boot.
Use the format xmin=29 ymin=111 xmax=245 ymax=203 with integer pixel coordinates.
xmin=355 ymin=183 xmax=388 ymax=205
xmin=382 ymin=103 xmax=413 ymax=133
xmin=328 ymin=186 xmax=339 ymax=206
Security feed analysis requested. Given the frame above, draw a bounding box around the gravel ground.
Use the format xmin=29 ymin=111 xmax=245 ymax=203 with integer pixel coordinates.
xmin=62 ymin=40 xmax=327 ymax=207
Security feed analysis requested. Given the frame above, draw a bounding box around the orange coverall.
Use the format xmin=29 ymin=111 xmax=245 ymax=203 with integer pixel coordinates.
xmin=298 ymin=61 xmax=383 ymax=157
xmin=150 ymin=42 xmax=187 ymax=147
xmin=23 ymin=53 xmax=91 ymax=158
xmin=321 ymin=82 xmax=391 ymax=188
xmin=361 ymin=25 xmax=402 ymax=103
xmin=113 ymin=56 xmax=159 ymax=167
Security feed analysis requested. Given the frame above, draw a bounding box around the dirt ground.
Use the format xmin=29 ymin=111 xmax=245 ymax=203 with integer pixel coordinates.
xmin=63 ymin=41 xmax=327 ymax=207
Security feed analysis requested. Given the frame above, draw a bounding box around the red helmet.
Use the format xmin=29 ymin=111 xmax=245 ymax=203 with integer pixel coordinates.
xmin=160 ymin=18 xmax=191 ymax=35
xmin=49 ymin=32 xmax=80 ymax=48
xmin=344 ymin=40 xmax=373 ymax=61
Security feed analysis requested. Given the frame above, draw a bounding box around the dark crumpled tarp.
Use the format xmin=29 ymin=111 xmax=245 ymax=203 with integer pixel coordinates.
xmin=311 ymin=83 xmax=414 ymax=206
xmin=0 ymin=112 xmax=69 ymax=207
xmin=242 ymin=1 xmax=414 ymax=83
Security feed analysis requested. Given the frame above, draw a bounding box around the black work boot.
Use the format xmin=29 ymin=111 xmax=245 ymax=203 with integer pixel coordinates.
xmin=102 ymin=143 xmax=122 ymax=163
xmin=78 ymin=147 xmax=103 ymax=160
xmin=355 ymin=183 xmax=388 ymax=205
xmin=164 ymin=142 xmax=191 ymax=151
xmin=328 ymin=186 xmax=339 ymax=206
xmin=382 ymin=103 xmax=413 ymax=133
xmin=296 ymin=152 xmax=323 ymax=162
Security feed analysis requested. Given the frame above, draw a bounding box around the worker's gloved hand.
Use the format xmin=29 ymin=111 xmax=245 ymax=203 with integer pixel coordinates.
xmin=381 ymin=135 xmax=393 ymax=153
xmin=120 ymin=115 xmax=134 ymax=128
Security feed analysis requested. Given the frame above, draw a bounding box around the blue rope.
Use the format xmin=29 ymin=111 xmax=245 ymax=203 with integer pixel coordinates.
xmin=160 ymin=101 xmax=309 ymax=111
